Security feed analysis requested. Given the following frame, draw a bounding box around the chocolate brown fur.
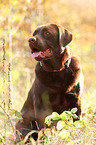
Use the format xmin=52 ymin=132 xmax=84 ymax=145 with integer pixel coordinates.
xmin=15 ymin=24 xmax=84 ymax=142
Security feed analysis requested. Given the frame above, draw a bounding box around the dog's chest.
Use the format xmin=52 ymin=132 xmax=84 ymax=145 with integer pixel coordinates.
xmin=36 ymin=68 xmax=73 ymax=91
xmin=49 ymin=92 xmax=70 ymax=113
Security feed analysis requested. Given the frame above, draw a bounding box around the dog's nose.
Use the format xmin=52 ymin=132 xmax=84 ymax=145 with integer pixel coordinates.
xmin=28 ymin=37 xmax=36 ymax=43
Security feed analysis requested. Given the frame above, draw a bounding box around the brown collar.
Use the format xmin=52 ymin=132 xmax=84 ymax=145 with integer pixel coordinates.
xmin=40 ymin=56 xmax=71 ymax=72
xmin=40 ymin=57 xmax=75 ymax=77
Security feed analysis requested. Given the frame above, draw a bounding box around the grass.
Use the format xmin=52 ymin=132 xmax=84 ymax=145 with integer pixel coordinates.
xmin=0 ymin=106 xmax=95 ymax=145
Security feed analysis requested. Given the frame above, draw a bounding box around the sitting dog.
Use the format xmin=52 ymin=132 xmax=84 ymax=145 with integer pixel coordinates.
xmin=15 ymin=24 xmax=84 ymax=142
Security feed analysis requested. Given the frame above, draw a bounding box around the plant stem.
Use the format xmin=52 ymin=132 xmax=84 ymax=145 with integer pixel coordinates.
xmin=8 ymin=62 xmax=12 ymax=110
xmin=0 ymin=105 xmax=14 ymax=132
xmin=2 ymin=39 xmax=6 ymax=144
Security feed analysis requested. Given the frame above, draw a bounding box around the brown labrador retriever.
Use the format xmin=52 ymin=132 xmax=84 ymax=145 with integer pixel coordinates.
xmin=15 ymin=24 xmax=84 ymax=142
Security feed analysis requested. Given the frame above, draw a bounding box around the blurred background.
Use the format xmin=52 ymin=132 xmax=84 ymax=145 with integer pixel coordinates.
xmin=0 ymin=0 xmax=96 ymax=113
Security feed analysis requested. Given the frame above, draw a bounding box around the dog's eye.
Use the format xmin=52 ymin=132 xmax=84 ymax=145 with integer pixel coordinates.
xmin=43 ymin=31 xmax=50 ymax=36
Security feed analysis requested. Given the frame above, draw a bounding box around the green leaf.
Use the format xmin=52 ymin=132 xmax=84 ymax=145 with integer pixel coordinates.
xmin=0 ymin=111 xmax=7 ymax=119
xmin=9 ymin=109 xmax=16 ymax=116
xmin=65 ymin=111 xmax=72 ymax=115
xmin=7 ymin=117 xmax=22 ymax=123
xmin=72 ymin=114 xmax=78 ymax=119
xmin=65 ymin=111 xmax=72 ymax=120
xmin=9 ymin=109 xmax=22 ymax=118
xmin=58 ymin=129 xmax=70 ymax=139
xmin=45 ymin=115 xmax=52 ymax=126
xmin=60 ymin=111 xmax=67 ymax=120
xmin=30 ymin=138 xmax=37 ymax=145
xmin=15 ymin=110 xmax=22 ymax=118
xmin=51 ymin=112 xmax=61 ymax=120
xmin=74 ymin=120 xmax=84 ymax=129
xmin=44 ymin=128 xmax=51 ymax=137
xmin=57 ymin=120 xmax=65 ymax=130
xmin=71 ymin=108 xmax=78 ymax=114
xmin=60 ymin=111 xmax=72 ymax=120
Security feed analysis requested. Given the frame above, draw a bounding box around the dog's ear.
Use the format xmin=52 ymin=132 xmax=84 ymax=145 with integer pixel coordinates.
xmin=61 ymin=29 xmax=73 ymax=47
xmin=59 ymin=26 xmax=74 ymax=47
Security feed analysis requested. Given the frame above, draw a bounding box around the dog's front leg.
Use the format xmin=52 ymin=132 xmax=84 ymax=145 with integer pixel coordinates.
xmin=15 ymin=86 xmax=36 ymax=142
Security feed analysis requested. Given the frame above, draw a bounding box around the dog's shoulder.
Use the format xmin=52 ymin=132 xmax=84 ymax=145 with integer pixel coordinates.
xmin=70 ymin=56 xmax=81 ymax=71
xmin=69 ymin=56 xmax=83 ymax=83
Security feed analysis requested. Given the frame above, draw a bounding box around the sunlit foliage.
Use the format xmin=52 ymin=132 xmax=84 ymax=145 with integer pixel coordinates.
xmin=0 ymin=0 xmax=96 ymax=144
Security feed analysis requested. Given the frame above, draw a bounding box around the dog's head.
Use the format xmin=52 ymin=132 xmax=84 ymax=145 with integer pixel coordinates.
xmin=28 ymin=24 xmax=73 ymax=61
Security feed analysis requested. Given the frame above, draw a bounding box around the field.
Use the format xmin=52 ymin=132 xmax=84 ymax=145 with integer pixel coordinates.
xmin=0 ymin=0 xmax=96 ymax=144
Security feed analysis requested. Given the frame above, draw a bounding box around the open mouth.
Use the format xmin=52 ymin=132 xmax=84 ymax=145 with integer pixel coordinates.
xmin=30 ymin=45 xmax=53 ymax=58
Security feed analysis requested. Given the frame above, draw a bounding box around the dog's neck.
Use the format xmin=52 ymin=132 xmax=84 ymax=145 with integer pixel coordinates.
xmin=40 ymin=46 xmax=71 ymax=72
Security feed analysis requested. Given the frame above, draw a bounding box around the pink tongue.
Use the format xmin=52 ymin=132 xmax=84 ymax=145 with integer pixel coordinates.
xmin=32 ymin=51 xmax=42 ymax=57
